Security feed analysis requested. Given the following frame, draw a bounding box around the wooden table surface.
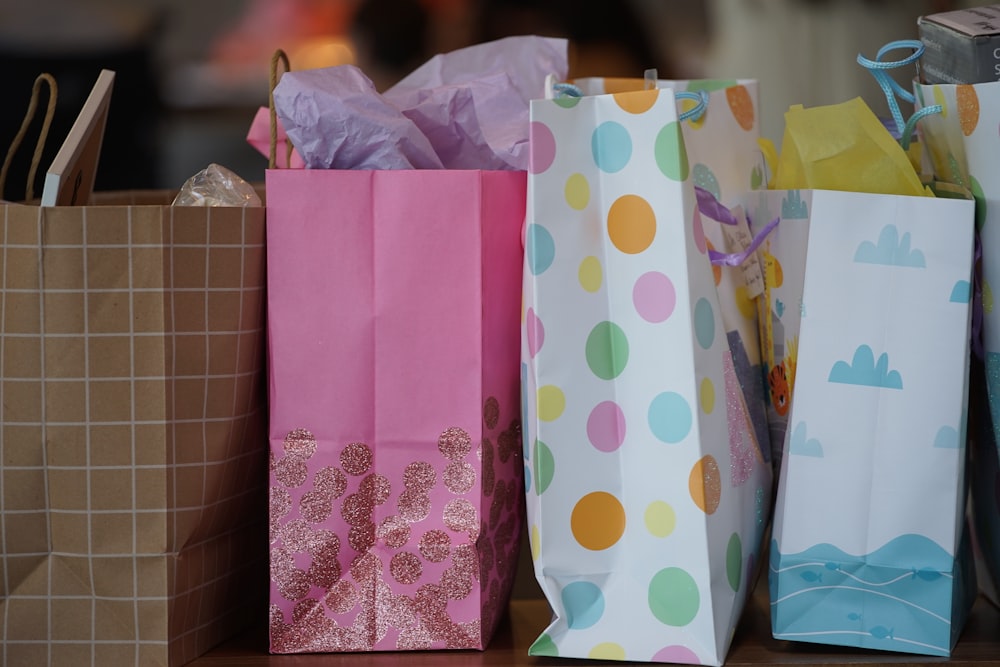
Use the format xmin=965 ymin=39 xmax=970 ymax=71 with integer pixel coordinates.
xmin=189 ymin=582 xmax=1000 ymax=666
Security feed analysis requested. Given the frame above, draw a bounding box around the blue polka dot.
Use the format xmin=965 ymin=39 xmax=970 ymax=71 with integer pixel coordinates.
xmin=562 ymin=581 xmax=605 ymax=629
xmin=527 ymin=224 xmax=555 ymax=275
xmin=693 ymin=298 xmax=714 ymax=349
xmin=592 ymin=122 xmax=632 ymax=173
xmin=524 ymin=463 xmax=533 ymax=493
xmin=649 ymin=392 xmax=692 ymax=444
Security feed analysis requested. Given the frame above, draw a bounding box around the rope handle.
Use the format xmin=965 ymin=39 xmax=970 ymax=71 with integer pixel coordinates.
xmin=857 ymin=40 xmax=942 ymax=150
xmin=269 ymin=49 xmax=294 ymax=170
xmin=0 ymin=73 xmax=58 ymax=201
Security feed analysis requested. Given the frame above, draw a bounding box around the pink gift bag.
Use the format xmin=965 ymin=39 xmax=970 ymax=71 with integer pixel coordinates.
xmin=265 ymin=168 xmax=526 ymax=653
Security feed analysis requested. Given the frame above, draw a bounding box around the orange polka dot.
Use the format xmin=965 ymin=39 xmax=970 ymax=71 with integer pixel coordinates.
xmin=706 ymin=239 xmax=722 ymax=285
xmin=689 ymin=455 xmax=721 ymax=515
xmin=957 ymin=85 xmax=979 ymax=136
xmin=571 ymin=491 xmax=626 ymax=550
xmin=608 ymin=194 xmax=656 ymax=254
xmin=614 ymin=89 xmax=658 ymax=115
xmin=598 ymin=77 xmax=644 ymax=94
xmin=726 ymin=85 xmax=755 ymax=132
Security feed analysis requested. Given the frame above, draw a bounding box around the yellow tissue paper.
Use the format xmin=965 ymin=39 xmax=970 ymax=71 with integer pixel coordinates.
xmin=773 ymin=97 xmax=930 ymax=197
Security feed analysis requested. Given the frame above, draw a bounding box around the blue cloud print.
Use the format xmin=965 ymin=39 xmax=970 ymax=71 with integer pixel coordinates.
xmin=950 ymin=280 xmax=971 ymax=303
xmin=853 ymin=225 xmax=925 ymax=268
xmin=789 ymin=422 xmax=823 ymax=457
xmin=828 ymin=345 xmax=903 ymax=389
xmin=933 ymin=425 xmax=961 ymax=449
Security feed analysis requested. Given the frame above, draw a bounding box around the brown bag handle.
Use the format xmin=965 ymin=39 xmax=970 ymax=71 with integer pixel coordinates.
xmin=269 ymin=49 xmax=294 ymax=170
xmin=1 ymin=73 xmax=58 ymax=201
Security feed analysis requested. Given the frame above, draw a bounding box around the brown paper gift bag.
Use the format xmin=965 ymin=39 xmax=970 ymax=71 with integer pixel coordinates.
xmin=0 ymin=189 xmax=268 ymax=666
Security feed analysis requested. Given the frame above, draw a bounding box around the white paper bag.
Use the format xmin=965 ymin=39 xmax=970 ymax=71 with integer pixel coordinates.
xmin=767 ymin=188 xmax=977 ymax=657
xmin=521 ymin=81 xmax=771 ymax=665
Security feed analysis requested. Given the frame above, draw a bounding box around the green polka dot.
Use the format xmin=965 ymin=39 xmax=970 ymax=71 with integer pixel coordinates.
xmin=692 ymin=163 xmax=720 ymax=199
xmin=726 ymin=533 xmax=742 ymax=592
xmin=585 ymin=321 xmax=629 ymax=380
xmin=655 ymin=121 xmax=689 ymax=182
xmin=985 ymin=279 xmax=994 ymax=314
xmin=529 ymin=633 xmax=559 ymax=657
xmin=534 ymin=440 xmax=555 ymax=495
xmin=649 ymin=567 xmax=700 ymax=626
xmin=554 ymin=97 xmax=581 ymax=109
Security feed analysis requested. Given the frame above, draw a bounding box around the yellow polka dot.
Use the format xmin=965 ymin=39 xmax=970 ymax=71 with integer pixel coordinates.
xmin=565 ymin=173 xmax=590 ymax=210
xmin=644 ymin=501 xmax=676 ymax=538
xmin=530 ymin=524 xmax=541 ymax=560
xmin=607 ymin=194 xmax=656 ymax=254
xmin=933 ymin=85 xmax=947 ymax=118
xmin=571 ymin=492 xmax=626 ymax=550
xmin=578 ymin=256 xmax=602 ymax=293
xmin=680 ymin=96 xmax=706 ymax=130
xmin=589 ymin=643 xmax=626 ymax=660
xmin=537 ymin=385 xmax=566 ymax=422
xmin=736 ymin=285 xmax=755 ymax=320
xmin=700 ymin=377 xmax=715 ymax=414
xmin=614 ymin=89 xmax=658 ymax=114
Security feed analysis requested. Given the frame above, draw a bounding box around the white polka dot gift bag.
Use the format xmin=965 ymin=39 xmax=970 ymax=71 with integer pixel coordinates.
xmin=521 ymin=81 xmax=773 ymax=665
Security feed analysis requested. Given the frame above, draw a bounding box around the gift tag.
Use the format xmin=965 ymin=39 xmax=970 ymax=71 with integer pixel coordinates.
xmin=721 ymin=205 xmax=765 ymax=299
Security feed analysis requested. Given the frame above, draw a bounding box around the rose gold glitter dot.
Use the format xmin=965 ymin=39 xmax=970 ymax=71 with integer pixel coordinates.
xmin=443 ymin=461 xmax=476 ymax=495
xmin=349 ymin=521 xmax=376 ymax=553
xmin=390 ymin=552 xmax=423 ymax=585
xmin=307 ymin=548 xmax=342 ymax=589
xmin=324 ymin=579 xmax=358 ymax=614
xmin=481 ymin=439 xmax=495 ymax=496
xmin=415 ymin=583 xmax=448 ymax=613
xmin=490 ymin=480 xmax=506 ymax=525
xmin=403 ymin=461 xmax=436 ymax=491
xmin=279 ymin=519 xmax=312 ymax=553
xmin=340 ymin=442 xmax=373 ymax=476
xmin=374 ymin=582 xmax=392 ymax=643
xmin=350 ymin=553 xmax=382 ymax=583
xmin=292 ymin=597 xmax=321 ymax=624
xmin=444 ymin=498 xmax=478 ymax=536
xmin=351 ymin=606 xmax=378 ymax=648
xmin=479 ymin=536 xmax=494 ymax=577
xmin=386 ymin=593 xmax=418 ymax=629
xmin=270 ymin=486 xmax=292 ymax=517
xmin=273 ymin=456 xmax=309 ymax=488
xmin=341 ymin=493 xmax=374 ymax=527
xmin=283 ymin=428 xmax=318 ymax=459
xmin=314 ymin=466 xmax=347 ymax=499
xmin=299 ymin=490 xmax=333 ymax=524
xmin=359 ymin=473 xmax=391 ymax=505
xmin=438 ymin=427 xmax=472 ymax=460
xmin=377 ymin=515 xmax=411 ymax=549
xmin=440 ymin=566 xmax=473 ymax=600
xmin=497 ymin=420 xmax=522 ymax=463
xmin=269 ymin=517 xmax=281 ymax=545
xmin=270 ymin=546 xmax=294 ymax=576
xmin=397 ymin=624 xmax=433 ymax=651
xmin=398 ymin=489 xmax=431 ymax=523
xmin=306 ymin=529 xmax=340 ymax=557
xmin=277 ymin=567 xmax=311 ymax=601
xmin=418 ymin=529 xmax=451 ymax=563
xmin=451 ymin=544 xmax=479 ymax=578
xmin=483 ymin=396 xmax=500 ymax=430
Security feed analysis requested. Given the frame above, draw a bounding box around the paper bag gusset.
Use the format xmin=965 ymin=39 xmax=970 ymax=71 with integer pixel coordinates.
xmin=773 ymin=96 xmax=929 ymax=197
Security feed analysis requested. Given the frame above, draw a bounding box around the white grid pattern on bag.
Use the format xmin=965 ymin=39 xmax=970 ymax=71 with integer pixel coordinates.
xmin=0 ymin=204 xmax=266 ymax=665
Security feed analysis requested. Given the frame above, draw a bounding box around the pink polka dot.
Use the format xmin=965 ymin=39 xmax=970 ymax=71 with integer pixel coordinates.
xmin=526 ymin=308 xmax=545 ymax=357
xmin=530 ymin=122 xmax=556 ymax=174
xmin=652 ymin=645 xmax=700 ymax=663
xmin=692 ymin=205 xmax=706 ymax=254
xmin=586 ymin=401 xmax=626 ymax=452
xmin=633 ymin=271 xmax=676 ymax=323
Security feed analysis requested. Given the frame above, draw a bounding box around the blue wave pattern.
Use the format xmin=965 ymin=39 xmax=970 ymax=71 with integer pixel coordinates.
xmin=769 ymin=534 xmax=970 ymax=656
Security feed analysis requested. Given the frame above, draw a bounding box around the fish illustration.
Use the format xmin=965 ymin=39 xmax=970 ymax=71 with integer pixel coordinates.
xmin=912 ymin=568 xmax=942 ymax=581
xmin=870 ymin=626 xmax=894 ymax=640
xmin=824 ymin=562 xmax=839 ymax=571
xmin=800 ymin=571 xmax=822 ymax=583
xmin=847 ymin=613 xmax=862 ymax=621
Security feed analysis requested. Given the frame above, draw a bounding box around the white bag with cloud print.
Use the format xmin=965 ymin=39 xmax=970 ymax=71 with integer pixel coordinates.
xmin=765 ymin=188 xmax=978 ymax=657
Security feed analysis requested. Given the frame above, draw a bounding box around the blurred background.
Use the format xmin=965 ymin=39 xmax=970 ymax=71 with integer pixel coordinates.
xmin=0 ymin=0 xmax=977 ymax=199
